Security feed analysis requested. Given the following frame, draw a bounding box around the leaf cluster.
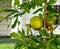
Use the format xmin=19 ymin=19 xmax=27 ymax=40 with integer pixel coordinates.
xmin=0 ymin=0 xmax=60 ymax=49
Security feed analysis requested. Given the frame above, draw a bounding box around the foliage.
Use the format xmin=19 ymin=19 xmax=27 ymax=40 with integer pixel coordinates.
xmin=0 ymin=0 xmax=60 ymax=49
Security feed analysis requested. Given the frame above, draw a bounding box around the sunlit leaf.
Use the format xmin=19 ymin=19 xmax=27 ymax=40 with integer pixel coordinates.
xmin=15 ymin=42 xmax=23 ymax=49
xmin=37 ymin=0 xmax=45 ymax=6
xmin=11 ymin=32 xmax=22 ymax=41
xmin=24 ymin=7 xmax=30 ymax=13
xmin=47 ymin=12 xmax=57 ymax=17
xmin=20 ymin=44 xmax=28 ymax=49
xmin=26 ymin=24 xmax=30 ymax=36
xmin=49 ymin=0 xmax=57 ymax=4
xmin=18 ymin=29 xmax=25 ymax=38
xmin=45 ymin=45 xmax=50 ymax=49
xmin=14 ymin=0 xmax=20 ymax=7
xmin=0 ymin=8 xmax=8 ymax=12
xmin=47 ymin=16 xmax=56 ymax=24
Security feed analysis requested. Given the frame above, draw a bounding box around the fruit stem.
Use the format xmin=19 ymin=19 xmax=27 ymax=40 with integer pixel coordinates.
xmin=43 ymin=0 xmax=48 ymax=29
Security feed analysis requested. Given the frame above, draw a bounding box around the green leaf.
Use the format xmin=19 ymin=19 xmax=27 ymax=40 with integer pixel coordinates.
xmin=26 ymin=24 xmax=30 ymax=36
xmin=4 ymin=11 xmax=17 ymax=20
xmin=22 ymin=29 xmax=25 ymax=35
xmin=55 ymin=34 xmax=60 ymax=38
xmin=18 ymin=21 xmax=20 ymax=26
xmin=31 ymin=0 xmax=36 ymax=9
xmin=47 ymin=38 xmax=54 ymax=45
xmin=45 ymin=45 xmax=50 ymax=49
xmin=49 ymin=0 xmax=57 ymax=4
xmin=11 ymin=17 xmax=18 ymax=28
xmin=47 ymin=16 xmax=56 ymax=21
xmin=28 ymin=39 xmax=37 ymax=48
xmin=10 ymin=0 xmax=12 ymax=5
xmin=11 ymin=32 xmax=22 ymax=41
xmin=47 ymin=5 xmax=57 ymax=12
xmin=10 ymin=12 xmax=20 ymax=19
xmin=46 ymin=12 xmax=57 ymax=24
xmin=31 ymin=36 xmax=41 ymax=43
xmin=39 ymin=29 xmax=49 ymax=37
xmin=30 ymin=29 xmax=33 ymax=35
xmin=20 ymin=2 xmax=31 ymax=13
xmin=20 ymin=2 xmax=30 ymax=13
xmin=24 ymin=7 xmax=30 ymax=13
xmin=5 ymin=9 xmax=18 ymax=12
xmin=50 ymin=43 xmax=57 ymax=49
xmin=20 ymin=3 xmax=28 ymax=9
xmin=18 ymin=29 xmax=25 ymax=38
xmin=10 ymin=12 xmax=25 ymax=19
xmin=20 ymin=44 xmax=28 ymax=49
xmin=55 ymin=40 xmax=60 ymax=45
xmin=54 ymin=37 xmax=60 ymax=45
xmin=15 ymin=42 xmax=23 ymax=49
xmin=47 ymin=12 xmax=57 ymax=17
xmin=33 ymin=8 xmax=43 ymax=14
xmin=0 ymin=8 xmax=17 ymax=12
xmin=38 ymin=0 xmax=45 ymax=6
xmin=47 ymin=16 xmax=56 ymax=24
xmin=0 ymin=8 xmax=8 ymax=12
xmin=14 ymin=0 xmax=20 ymax=7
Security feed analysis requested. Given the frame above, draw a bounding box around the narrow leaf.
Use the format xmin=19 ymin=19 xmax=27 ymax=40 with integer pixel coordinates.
xmin=18 ymin=21 xmax=20 ymax=26
xmin=20 ymin=44 xmax=28 ymax=49
xmin=11 ymin=17 xmax=18 ymax=28
xmin=28 ymin=39 xmax=37 ymax=48
xmin=18 ymin=29 xmax=25 ymax=38
xmin=15 ymin=42 xmax=23 ymax=49
xmin=33 ymin=8 xmax=42 ymax=14
xmin=47 ymin=13 xmax=57 ymax=17
xmin=10 ymin=0 xmax=12 ymax=5
xmin=26 ymin=24 xmax=30 ymax=36
xmin=38 ymin=0 xmax=45 ymax=6
xmin=11 ymin=32 xmax=22 ymax=41
xmin=4 ymin=11 xmax=17 ymax=20
xmin=39 ymin=29 xmax=49 ymax=37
